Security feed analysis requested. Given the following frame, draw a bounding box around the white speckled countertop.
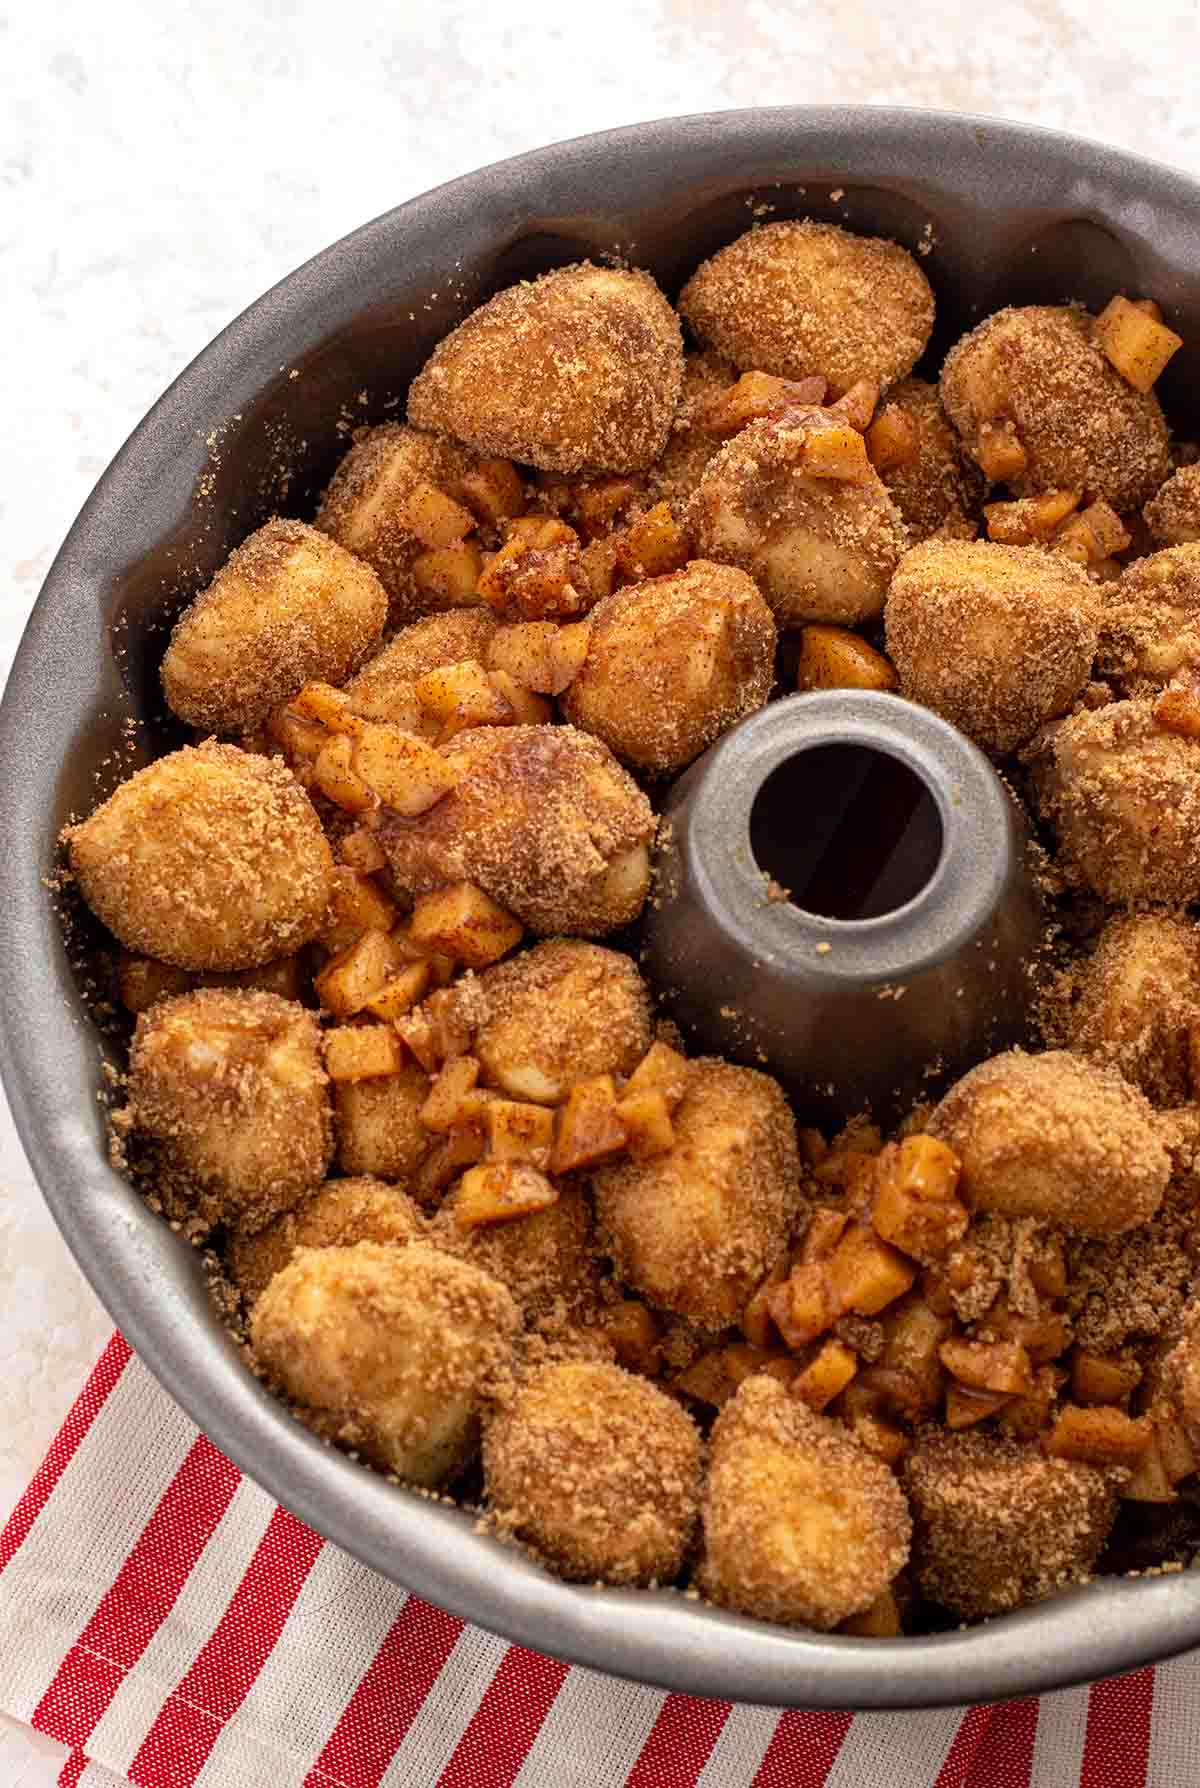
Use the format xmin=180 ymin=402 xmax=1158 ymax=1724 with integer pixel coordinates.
xmin=3 ymin=0 xmax=1200 ymax=1775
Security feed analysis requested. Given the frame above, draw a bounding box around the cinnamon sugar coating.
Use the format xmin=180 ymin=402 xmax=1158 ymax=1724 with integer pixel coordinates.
xmin=228 ymin=1176 xmax=425 ymax=1305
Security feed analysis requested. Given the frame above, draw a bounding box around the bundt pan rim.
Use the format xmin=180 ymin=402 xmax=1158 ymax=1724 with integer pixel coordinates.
xmin=3 ymin=105 xmax=1200 ymax=1707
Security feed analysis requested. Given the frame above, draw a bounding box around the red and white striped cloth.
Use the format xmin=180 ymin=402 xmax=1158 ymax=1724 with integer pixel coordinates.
xmin=0 ymin=1335 xmax=1195 ymax=1788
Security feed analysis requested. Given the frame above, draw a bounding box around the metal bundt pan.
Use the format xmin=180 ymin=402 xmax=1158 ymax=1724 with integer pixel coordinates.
xmin=5 ymin=108 xmax=1200 ymax=1708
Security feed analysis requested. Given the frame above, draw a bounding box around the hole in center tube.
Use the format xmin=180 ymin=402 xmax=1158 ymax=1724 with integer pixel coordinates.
xmin=749 ymin=743 xmax=944 ymax=922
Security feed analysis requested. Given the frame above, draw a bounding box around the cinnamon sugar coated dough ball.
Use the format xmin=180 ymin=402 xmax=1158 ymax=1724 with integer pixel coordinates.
xmin=562 ymin=561 xmax=775 ymax=774
xmin=316 ymin=424 xmax=490 ymax=624
xmin=407 ymin=264 xmax=683 ymax=474
xmin=474 ymin=940 xmax=652 ymax=1104
xmin=873 ymin=378 xmax=985 ymax=542
xmin=160 ymin=519 xmax=387 ymax=733
xmin=592 ymin=1058 xmax=801 ymax=1327
xmin=125 ymin=989 xmax=332 ymax=1234
xmin=940 ymin=305 xmax=1171 ymax=508
xmin=333 ymin=1062 xmax=435 ymax=1183
xmin=1145 ymin=464 xmax=1200 ymax=545
xmin=345 ymin=609 xmax=498 ymax=717
xmin=927 ymin=1049 xmax=1168 ymax=1236
xmin=227 ymin=1177 xmax=425 ymax=1305
xmin=645 ymin=349 xmax=736 ymax=507
xmin=688 ymin=410 xmax=908 ymax=627
xmin=1096 ymin=546 xmax=1200 ymax=691
xmin=1028 ymin=697 xmax=1200 ymax=905
xmin=1056 ymin=912 xmax=1200 ymax=1107
xmin=699 ymin=1376 xmax=910 ymax=1629
xmin=483 ymin=1360 xmax=702 ymax=1585
xmin=251 ymin=1241 xmax=519 ymax=1487
xmin=679 ymin=221 xmax=934 ymax=399
xmin=884 ymin=539 xmax=1098 ymax=754
xmin=68 ymin=743 xmax=334 ymax=971
xmin=378 ymin=724 xmax=655 ymax=936
xmin=904 ymin=1431 xmax=1116 ymax=1619
xmin=429 ymin=1182 xmax=595 ymax=1321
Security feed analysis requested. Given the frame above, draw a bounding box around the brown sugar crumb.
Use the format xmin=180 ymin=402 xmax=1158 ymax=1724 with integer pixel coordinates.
xmin=699 ymin=1375 xmax=911 ymax=1629
xmin=679 ymin=220 xmax=934 ymax=399
xmin=408 ymin=263 xmax=684 ymax=475
xmin=905 ymin=1429 xmax=1118 ymax=1618
xmin=483 ymin=1359 xmax=702 ymax=1585
xmin=1145 ymin=463 xmax=1200 ymax=545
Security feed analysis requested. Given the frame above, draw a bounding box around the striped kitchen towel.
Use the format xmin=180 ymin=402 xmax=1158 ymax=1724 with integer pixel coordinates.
xmin=0 ymin=1333 xmax=1192 ymax=1787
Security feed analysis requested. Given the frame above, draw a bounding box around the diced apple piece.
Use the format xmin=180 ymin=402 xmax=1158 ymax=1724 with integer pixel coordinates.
xmin=617 ymin=502 xmax=691 ymax=579
xmin=672 ymin=1348 xmax=742 ymax=1408
xmin=504 ymin=516 xmax=577 ymax=549
xmin=411 ymin=540 xmax=485 ymax=605
xmin=793 ymin=1339 xmax=858 ymax=1411
xmin=363 ymin=961 xmax=431 ymax=1022
xmin=1096 ymin=295 xmax=1183 ymax=392
xmin=980 ymin=1306 xmax=1069 ymax=1366
xmin=579 ymin=536 xmax=619 ymax=603
xmin=550 ymin=1074 xmax=628 ymax=1173
xmin=825 ymin=1224 xmax=916 ymax=1317
xmin=572 ymin=477 xmax=641 ymax=536
xmin=1157 ymin=1415 xmax=1199 ymax=1486
xmin=324 ymin=1023 xmax=406 ymax=1082
xmin=872 ymin=1135 xmax=968 ymax=1263
xmin=487 ymin=622 xmax=559 ymax=693
xmin=802 ymin=424 xmax=871 ymax=481
xmin=984 ymin=489 xmax=1081 ymax=545
xmin=339 ymin=826 xmax=388 ymax=874
xmin=614 ymin=1088 xmax=675 ymax=1159
xmin=838 ymin=1588 xmax=902 ymax=1637
xmin=401 ymin=480 xmax=476 ymax=548
xmin=881 ymin=1294 xmax=953 ymax=1412
xmin=1027 ymin=1236 xmax=1068 ymax=1301
xmin=976 ymin=419 xmax=1027 ymax=483
xmin=320 ymin=865 xmax=399 ymax=953
xmin=117 ymin=955 xmax=192 ymax=1014
xmin=1044 ymin=1403 xmax=1153 ymax=1466
xmin=1070 ymin=1350 xmax=1142 ymax=1406
xmin=414 ymin=659 xmax=514 ymax=743
xmin=601 ymin=1299 xmax=662 ymax=1377
xmin=350 ymin=723 xmax=459 ymax=816
xmin=846 ymin=1414 xmax=909 ymax=1468
xmin=266 ymin=707 xmax=328 ymax=764
xmin=741 ymin=1256 xmax=791 ymax=1349
xmin=996 ymin=1365 xmax=1061 ymax=1442
xmin=1121 ymin=1433 xmax=1176 ymax=1503
xmin=291 ymin=680 xmax=359 ymax=732
xmin=313 ymin=732 xmax=375 ymax=814
xmin=459 ymin=459 xmax=526 ymax=529
xmin=767 ymin=1263 xmax=834 ymax=1351
xmin=797 ymin=625 xmax=898 ymax=694
xmin=413 ymin=1121 xmax=487 ymax=1201
xmin=701 ymin=370 xmax=827 ymax=437
xmin=420 ymin=1055 xmax=483 ymax=1133
xmin=486 ymin=670 xmax=552 ymax=724
xmin=453 ymin=1161 xmax=559 ymax=1228
xmin=940 ymin=1337 xmax=1033 ymax=1396
xmin=1080 ymin=499 xmax=1131 ymax=557
xmin=623 ymin=1041 xmax=689 ymax=1111
xmin=408 ymin=881 xmax=523 ymax=969
xmin=866 ymin=403 xmax=919 ymax=472
xmin=1155 ymin=685 xmax=1200 ymax=740
xmin=830 ymin=378 xmax=880 ymax=432
xmin=315 ymin=928 xmax=409 ymax=1018
xmin=485 ymin=1097 xmax=555 ymax=1168
xmin=945 ymin=1384 xmax=1014 ymax=1429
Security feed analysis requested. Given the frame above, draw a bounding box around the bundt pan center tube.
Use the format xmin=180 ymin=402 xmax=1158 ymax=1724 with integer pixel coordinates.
xmin=643 ymin=690 xmax=1045 ymax=1126
xmin=6 ymin=107 xmax=1200 ymax=1706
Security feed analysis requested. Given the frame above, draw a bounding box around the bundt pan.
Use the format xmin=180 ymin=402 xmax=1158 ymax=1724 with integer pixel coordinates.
xmin=5 ymin=107 xmax=1200 ymax=1709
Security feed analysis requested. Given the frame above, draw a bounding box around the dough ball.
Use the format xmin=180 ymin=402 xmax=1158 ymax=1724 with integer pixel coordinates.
xmin=940 ymin=305 xmax=1171 ymax=509
xmin=315 ymin=423 xmax=490 ymax=625
xmin=67 ymin=742 xmax=334 ymax=971
xmin=1057 ymin=911 xmax=1200 ymax=1107
xmin=679 ymin=220 xmax=934 ymax=398
xmin=904 ymin=1430 xmax=1116 ymax=1619
xmin=333 ymin=1062 xmax=436 ymax=1182
xmin=161 ymin=518 xmax=387 ymax=733
xmin=251 ymin=1240 xmax=519 ymax=1486
xmin=699 ymin=1376 xmax=910 ymax=1629
xmin=227 ymin=1176 xmax=425 ymax=1304
xmin=593 ymin=1058 xmax=800 ymax=1327
xmin=885 ymin=538 xmax=1098 ymax=753
xmin=1097 ymin=546 xmax=1200 ymax=692
xmin=126 ymin=989 xmax=332 ymax=1233
xmin=483 ymin=1359 xmax=701 ymax=1584
xmin=873 ymin=377 xmax=985 ymax=542
xmin=474 ymin=939 xmax=652 ymax=1104
xmin=562 ymin=560 xmax=775 ymax=774
xmin=345 ymin=608 xmax=499 ymax=722
xmin=408 ymin=263 xmax=683 ymax=474
xmin=688 ymin=409 xmax=908 ymax=628
xmin=1144 ymin=464 xmax=1200 ymax=545
xmin=1028 ymin=696 xmax=1200 ymax=905
xmin=927 ymin=1048 xmax=1168 ymax=1236
xmin=377 ymin=724 xmax=655 ymax=935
